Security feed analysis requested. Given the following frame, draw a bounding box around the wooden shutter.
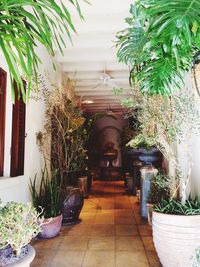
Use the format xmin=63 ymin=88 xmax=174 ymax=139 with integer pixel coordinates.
xmin=10 ymin=82 xmax=26 ymax=177
xmin=0 ymin=68 xmax=7 ymax=176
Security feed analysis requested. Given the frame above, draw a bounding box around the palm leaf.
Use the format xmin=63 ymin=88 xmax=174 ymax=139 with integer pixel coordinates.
xmin=116 ymin=0 xmax=200 ymax=95
xmin=0 ymin=0 xmax=89 ymax=101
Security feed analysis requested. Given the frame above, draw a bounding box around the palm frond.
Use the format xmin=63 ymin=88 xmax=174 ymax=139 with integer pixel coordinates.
xmin=0 ymin=0 xmax=88 ymax=101
xmin=116 ymin=0 xmax=200 ymax=95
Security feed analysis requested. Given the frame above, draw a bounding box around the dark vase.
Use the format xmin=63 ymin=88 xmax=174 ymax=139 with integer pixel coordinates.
xmin=62 ymin=187 xmax=84 ymax=224
xmin=138 ymin=147 xmax=162 ymax=168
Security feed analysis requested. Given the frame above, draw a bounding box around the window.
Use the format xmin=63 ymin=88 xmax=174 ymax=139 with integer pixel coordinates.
xmin=10 ymin=82 xmax=26 ymax=177
xmin=0 ymin=68 xmax=7 ymax=176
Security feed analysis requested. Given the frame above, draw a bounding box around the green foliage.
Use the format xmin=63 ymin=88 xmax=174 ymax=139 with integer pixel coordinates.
xmin=193 ymin=247 xmax=200 ymax=267
xmin=154 ymin=199 xmax=200 ymax=215
xmin=126 ymin=133 xmax=156 ymax=148
xmin=148 ymin=174 xmax=171 ymax=204
xmin=37 ymin=82 xmax=87 ymax=181
xmin=29 ymin=166 xmax=62 ymax=218
xmin=0 ymin=0 xmax=88 ymax=100
xmin=0 ymin=201 xmax=41 ymax=256
xmin=116 ymin=0 xmax=200 ymax=95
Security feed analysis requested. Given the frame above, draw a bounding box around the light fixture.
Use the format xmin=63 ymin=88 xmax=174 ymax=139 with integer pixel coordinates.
xmin=82 ymin=100 xmax=94 ymax=104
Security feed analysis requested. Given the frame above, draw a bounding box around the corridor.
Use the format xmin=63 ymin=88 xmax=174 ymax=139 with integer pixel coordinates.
xmin=31 ymin=181 xmax=161 ymax=267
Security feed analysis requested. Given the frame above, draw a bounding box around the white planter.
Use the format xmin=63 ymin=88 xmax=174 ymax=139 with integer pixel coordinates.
xmin=152 ymin=211 xmax=200 ymax=267
xmin=8 ymin=245 xmax=35 ymax=267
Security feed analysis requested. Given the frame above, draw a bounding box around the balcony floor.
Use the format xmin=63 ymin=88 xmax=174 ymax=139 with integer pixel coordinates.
xmin=31 ymin=180 xmax=161 ymax=267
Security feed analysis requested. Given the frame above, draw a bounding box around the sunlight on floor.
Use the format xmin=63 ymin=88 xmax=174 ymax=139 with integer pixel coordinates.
xmin=31 ymin=181 xmax=161 ymax=267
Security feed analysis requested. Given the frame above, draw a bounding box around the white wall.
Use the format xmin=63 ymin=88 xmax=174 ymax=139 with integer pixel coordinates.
xmin=0 ymin=46 xmax=62 ymax=203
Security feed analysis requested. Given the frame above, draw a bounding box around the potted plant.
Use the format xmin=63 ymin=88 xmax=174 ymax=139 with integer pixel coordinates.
xmin=36 ymin=79 xmax=86 ymax=224
xmin=29 ymin=166 xmax=62 ymax=239
xmin=117 ymin=1 xmax=200 ymax=265
xmin=0 ymin=201 xmax=41 ymax=267
xmin=126 ymin=132 xmax=162 ymax=167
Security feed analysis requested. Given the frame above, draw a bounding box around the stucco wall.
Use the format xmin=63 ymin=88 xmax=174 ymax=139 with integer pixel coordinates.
xmin=95 ymin=115 xmax=127 ymax=167
xmin=0 ymin=47 xmax=62 ymax=203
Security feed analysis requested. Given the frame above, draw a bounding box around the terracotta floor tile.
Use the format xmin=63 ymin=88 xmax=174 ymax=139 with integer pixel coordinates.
xmin=116 ymin=251 xmax=149 ymax=267
xmin=138 ymin=225 xmax=152 ymax=236
xmin=91 ymin=224 xmax=115 ymax=236
xmin=82 ymin=251 xmax=115 ymax=267
xmin=31 ymin=235 xmax=63 ymax=250
xmin=30 ymin=248 xmax=55 ymax=267
xmin=146 ymin=251 xmax=162 ymax=267
xmin=116 ymin=236 xmax=144 ymax=251
xmin=88 ymin=236 xmax=115 ymax=251
xmin=115 ymin=224 xmax=139 ymax=236
xmin=142 ymin=236 xmax=156 ymax=252
xmin=61 ymin=236 xmax=89 ymax=250
xmin=66 ymin=224 xmax=94 ymax=236
xmin=114 ymin=216 xmax=136 ymax=225
xmin=51 ymin=250 xmax=85 ymax=267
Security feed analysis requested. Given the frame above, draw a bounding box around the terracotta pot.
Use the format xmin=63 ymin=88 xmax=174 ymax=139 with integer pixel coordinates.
xmin=38 ymin=214 xmax=62 ymax=239
xmin=0 ymin=245 xmax=35 ymax=267
xmin=152 ymin=211 xmax=200 ymax=267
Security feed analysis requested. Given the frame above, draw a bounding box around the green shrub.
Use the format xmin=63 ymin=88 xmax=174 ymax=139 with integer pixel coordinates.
xmin=0 ymin=201 xmax=41 ymax=256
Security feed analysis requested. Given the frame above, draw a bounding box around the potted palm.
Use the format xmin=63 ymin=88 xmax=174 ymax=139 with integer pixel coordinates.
xmin=0 ymin=201 xmax=41 ymax=267
xmin=30 ymin=166 xmax=62 ymax=239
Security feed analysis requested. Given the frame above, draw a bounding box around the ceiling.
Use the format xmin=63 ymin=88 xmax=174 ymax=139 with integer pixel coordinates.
xmin=55 ymin=0 xmax=132 ymax=113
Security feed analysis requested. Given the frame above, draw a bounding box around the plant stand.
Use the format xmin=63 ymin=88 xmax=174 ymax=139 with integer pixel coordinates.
xmin=140 ymin=166 xmax=158 ymax=218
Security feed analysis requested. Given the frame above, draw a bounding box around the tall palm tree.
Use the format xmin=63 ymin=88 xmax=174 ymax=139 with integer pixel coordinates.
xmin=116 ymin=0 xmax=200 ymax=95
xmin=0 ymin=0 xmax=88 ymax=100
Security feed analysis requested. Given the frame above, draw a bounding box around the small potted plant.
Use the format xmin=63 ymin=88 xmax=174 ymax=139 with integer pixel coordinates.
xmin=0 ymin=201 xmax=41 ymax=267
xmin=29 ymin=166 xmax=62 ymax=239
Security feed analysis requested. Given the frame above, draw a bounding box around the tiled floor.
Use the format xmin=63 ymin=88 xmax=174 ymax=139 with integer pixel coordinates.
xmin=31 ymin=180 xmax=161 ymax=267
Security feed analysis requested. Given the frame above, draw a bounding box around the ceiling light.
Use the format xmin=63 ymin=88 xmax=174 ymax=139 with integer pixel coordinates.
xmin=82 ymin=100 xmax=94 ymax=104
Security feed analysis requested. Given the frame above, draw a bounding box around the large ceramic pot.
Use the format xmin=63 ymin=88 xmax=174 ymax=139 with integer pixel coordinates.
xmin=138 ymin=147 xmax=162 ymax=167
xmin=62 ymin=187 xmax=84 ymax=224
xmin=38 ymin=214 xmax=62 ymax=239
xmin=152 ymin=211 xmax=200 ymax=267
xmin=0 ymin=245 xmax=35 ymax=267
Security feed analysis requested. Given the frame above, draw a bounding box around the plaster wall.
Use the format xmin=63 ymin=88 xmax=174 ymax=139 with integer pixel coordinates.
xmin=95 ymin=115 xmax=127 ymax=167
xmin=0 ymin=47 xmax=62 ymax=203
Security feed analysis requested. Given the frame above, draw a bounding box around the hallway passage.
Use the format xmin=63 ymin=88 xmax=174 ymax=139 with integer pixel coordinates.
xmin=31 ymin=181 xmax=161 ymax=267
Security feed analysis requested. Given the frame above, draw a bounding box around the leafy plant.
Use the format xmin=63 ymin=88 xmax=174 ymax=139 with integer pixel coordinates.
xmin=126 ymin=133 xmax=156 ymax=148
xmin=148 ymin=174 xmax=171 ymax=204
xmin=29 ymin=165 xmax=62 ymax=218
xmin=36 ymin=79 xmax=87 ymax=183
xmin=0 ymin=201 xmax=41 ymax=256
xmin=0 ymin=0 xmax=88 ymax=100
xmin=154 ymin=199 xmax=200 ymax=215
xmin=116 ymin=0 xmax=200 ymax=95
